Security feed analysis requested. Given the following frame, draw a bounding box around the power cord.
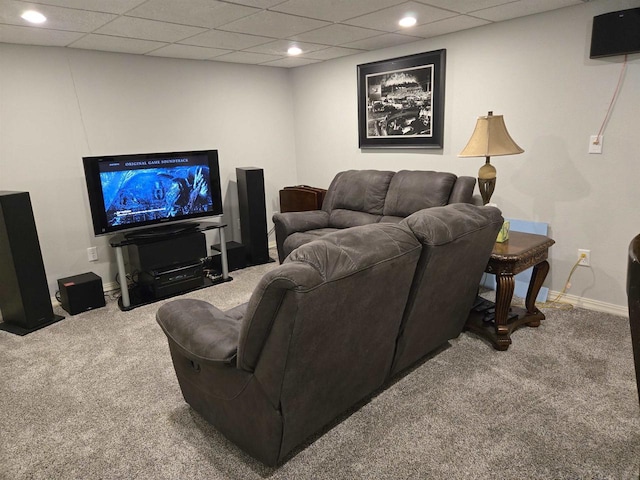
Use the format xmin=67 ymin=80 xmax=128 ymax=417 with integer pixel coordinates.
xmin=481 ymin=253 xmax=586 ymax=311
xmin=534 ymin=254 xmax=585 ymax=310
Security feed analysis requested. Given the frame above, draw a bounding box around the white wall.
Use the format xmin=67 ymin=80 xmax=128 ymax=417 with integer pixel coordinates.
xmin=290 ymin=0 xmax=640 ymax=309
xmin=0 ymin=45 xmax=298 ymax=294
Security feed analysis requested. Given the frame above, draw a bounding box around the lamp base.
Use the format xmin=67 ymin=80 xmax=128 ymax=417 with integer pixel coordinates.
xmin=478 ymin=177 xmax=496 ymax=205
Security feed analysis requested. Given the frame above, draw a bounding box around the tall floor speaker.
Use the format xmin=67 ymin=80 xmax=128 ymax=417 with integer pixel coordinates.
xmin=0 ymin=191 xmax=63 ymax=335
xmin=236 ymin=167 xmax=272 ymax=266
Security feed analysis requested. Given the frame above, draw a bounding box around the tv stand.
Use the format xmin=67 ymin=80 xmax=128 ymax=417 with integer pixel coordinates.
xmin=109 ymin=221 xmax=231 ymax=311
xmin=124 ymin=222 xmax=199 ymax=240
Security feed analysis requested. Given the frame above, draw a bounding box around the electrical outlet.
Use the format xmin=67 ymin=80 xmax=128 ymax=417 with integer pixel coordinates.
xmin=578 ymin=249 xmax=590 ymax=267
xmin=589 ymin=135 xmax=603 ymax=154
xmin=87 ymin=246 xmax=98 ymax=262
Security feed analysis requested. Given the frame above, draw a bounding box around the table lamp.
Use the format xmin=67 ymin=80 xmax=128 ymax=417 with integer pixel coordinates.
xmin=458 ymin=111 xmax=524 ymax=205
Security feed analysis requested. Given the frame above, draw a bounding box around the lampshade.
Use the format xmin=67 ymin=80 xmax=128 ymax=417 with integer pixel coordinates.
xmin=458 ymin=111 xmax=524 ymax=206
xmin=458 ymin=113 xmax=524 ymax=159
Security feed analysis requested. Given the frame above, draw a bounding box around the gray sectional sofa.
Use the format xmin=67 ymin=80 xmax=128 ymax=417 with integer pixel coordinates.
xmin=272 ymin=169 xmax=476 ymax=263
xmin=156 ymin=203 xmax=503 ymax=466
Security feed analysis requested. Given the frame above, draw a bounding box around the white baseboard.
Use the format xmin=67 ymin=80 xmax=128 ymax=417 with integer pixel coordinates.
xmin=546 ymin=290 xmax=628 ymax=317
xmin=103 ymin=281 xmax=120 ymax=293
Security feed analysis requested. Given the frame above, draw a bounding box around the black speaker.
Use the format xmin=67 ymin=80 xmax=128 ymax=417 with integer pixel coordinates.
xmin=210 ymin=241 xmax=247 ymax=272
xmin=0 ymin=191 xmax=64 ymax=335
xmin=57 ymin=272 xmax=106 ymax=315
xmin=236 ymin=167 xmax=271 ymax=266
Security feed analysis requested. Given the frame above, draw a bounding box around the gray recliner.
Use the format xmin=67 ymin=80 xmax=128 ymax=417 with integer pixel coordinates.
xmin=391 ymin=203 xmax=504 ymax=375
xmin=273 ymin=169 xmax=476 ymax=263
xmin=156 ymin=203 xmax=502 ymax=466
xmin=157 ymin=221 xmax=422 ymax=466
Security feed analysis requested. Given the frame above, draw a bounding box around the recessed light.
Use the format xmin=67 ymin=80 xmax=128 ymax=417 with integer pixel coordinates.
xmin=287 ymin=46 xmax=302 ymax=56
xmin=21 ymin=10 xmax=47 ymax=24
xmin=399 ymin=16 xmax=417 ymax=28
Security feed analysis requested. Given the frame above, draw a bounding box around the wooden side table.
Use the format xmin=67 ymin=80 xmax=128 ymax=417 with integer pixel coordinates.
xmin=465 ymin=231 xmax=555 ymax=350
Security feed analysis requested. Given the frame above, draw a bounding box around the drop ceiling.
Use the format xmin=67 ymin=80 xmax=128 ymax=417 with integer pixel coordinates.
xmin=0 ymin=0 xmax=589 ymax=68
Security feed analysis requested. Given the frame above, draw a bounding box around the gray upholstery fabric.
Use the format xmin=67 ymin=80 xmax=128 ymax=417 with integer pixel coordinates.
xmin=157 ymin=221 xmax=423 ymax=466
xmin=273 ymin=169 xmax=476 ymax=263
xmin=156 ymin=299 xmax=240 ymax=364
xmin=390 ymin=204 xmax=504 ymax=375
xmin=448 ymin=175 xmax=476 ymax=204
xmin=155 ymin=204 xmax=501 ymax=467
xmin=322 ymin=170 xmax=394 ymax=214
xmin=282 ymin=227 xmax=340 ymax=256
xmin=382 ymin=170 xmax=457 ymax=216
xmin=328 ymin=209 xmax=382 ymax=228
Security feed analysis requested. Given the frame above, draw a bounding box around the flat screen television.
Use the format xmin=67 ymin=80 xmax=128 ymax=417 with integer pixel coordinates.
xmin=83 ymin=149 xmax=223 ymax=237
xmin=590 ymin=7 xmax=640 ymax=58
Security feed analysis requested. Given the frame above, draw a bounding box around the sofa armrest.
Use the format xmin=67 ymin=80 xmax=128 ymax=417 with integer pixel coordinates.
xmin=156 ymin=299 xmax=241 ymax=365
xmin=449 ymin=176 xmax=476 ymax=204
xmin=272 ymin=210 xmax=330 ymax=262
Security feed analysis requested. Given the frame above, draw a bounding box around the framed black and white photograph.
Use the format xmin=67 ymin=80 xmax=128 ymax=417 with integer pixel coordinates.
xmin=357 ymin=49 xmax=446 ymax=149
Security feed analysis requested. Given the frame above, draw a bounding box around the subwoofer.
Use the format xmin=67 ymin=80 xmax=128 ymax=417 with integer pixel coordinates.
xmin=0 ymin=191 xmax=63 ymax=335
xmin=236 ymin=167 xmax=272 ymax=266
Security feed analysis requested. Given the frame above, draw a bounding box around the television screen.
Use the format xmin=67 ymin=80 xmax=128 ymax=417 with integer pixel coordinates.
xmin=590 ymin=7 xmax=640 ymax=58
xmin=83 ymin=149 xmax=223 ymax=236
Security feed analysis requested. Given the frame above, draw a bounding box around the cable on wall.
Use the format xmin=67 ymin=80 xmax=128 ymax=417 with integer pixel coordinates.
xmin=593 ymin=54 xmax=628 ymax=145
xmin=66 ymin=53 xmax=92 ymax=155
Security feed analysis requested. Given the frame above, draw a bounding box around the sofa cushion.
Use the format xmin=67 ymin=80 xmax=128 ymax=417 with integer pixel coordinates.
xmin=156 ymin=299 xmax=241 ymax=364
xmin=237 ymin=222 xmax=421 ymax=372
xmin=283 ymin=228 xmax=341 ymax=258
xmin=328 ymin=209 xmax=382 ymax=229
xmin=383 ymin=170 xmax=458 ymax=217
xmin=324 ymin=170 xmax=394 ymax=215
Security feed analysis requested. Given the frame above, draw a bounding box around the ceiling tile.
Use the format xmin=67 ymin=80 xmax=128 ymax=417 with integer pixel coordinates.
xmin=271 ymin=0 xmax=406 ymax=22
xmin=343 ymin=32 xmax=422 ymax=50
xmin=69 ymin=34 xmax=167 ymax=54
xmin=23 ymin=0 xmax=148 ymax=14
xmin=470 ymin=0 xmax=583 ymax=22
xmin=213 ymin=50 xmax=283 ymax=64
xmin=146 ymin=44 xmax=232 ymax=60
xmin=0 ymin=23 xmax=84 ymax=46
xmin=0 ymin=1 xmax=116 ymax=32
xmin=125 ymin=0 xmax=260 ymax=29
xmin=290 ymin=24 xmax=382 ymax=46
xmin=179 ymin=29 xmax=273 ymax=50
xmin=261 ymin=56 xmax=322 ymax=68
xmin=0 ymin=0 xmax=593 ymax=67
xmin=300 ymin=46 xmax=364 ymax=60
xmin=217 ymin=10 xmax=330 ymax=38
xmin=345 ymin=1 xmax=457 ymax=32
xmin=412 ymin=0 xmax=514 ymax=14
xmin=409 ymin=15 xmax=490 ymax=38
xmin=95 ymin=17 xmax=206 ymax=42
xmin=221 ymin=0 xmax=288 ymax=7
xmin=245 ymin=39 xmax=328 ymax=56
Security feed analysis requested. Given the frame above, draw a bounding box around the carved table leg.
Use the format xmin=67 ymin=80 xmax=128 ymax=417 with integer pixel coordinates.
xmin=524 ymin=260 xmax=550 ymax=327
xmin=494 ymin=273 xmax=516 ymax=350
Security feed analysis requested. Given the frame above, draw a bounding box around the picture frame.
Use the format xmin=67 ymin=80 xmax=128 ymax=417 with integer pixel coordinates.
xmin=357 ymin=49 xmax=446 ymax=149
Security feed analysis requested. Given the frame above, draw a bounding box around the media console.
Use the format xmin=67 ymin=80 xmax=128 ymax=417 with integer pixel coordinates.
xmin=109 ymin=221 xmax=231 ymax=311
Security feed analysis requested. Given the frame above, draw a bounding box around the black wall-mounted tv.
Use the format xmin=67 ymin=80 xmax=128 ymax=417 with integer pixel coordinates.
xmin=83 ymin=149 xmax=223 ymax=236
xmin=590 ymin=7 xmax=640 ymax=58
